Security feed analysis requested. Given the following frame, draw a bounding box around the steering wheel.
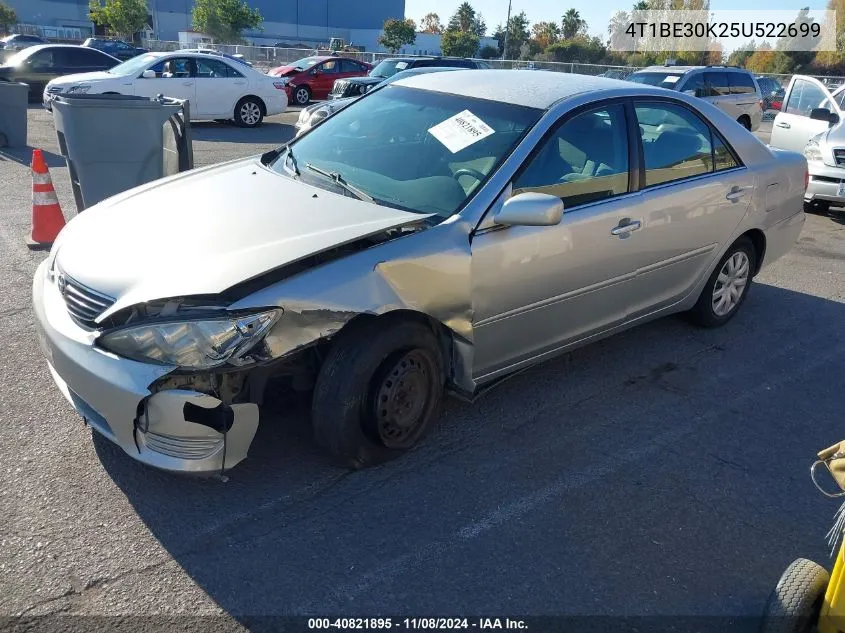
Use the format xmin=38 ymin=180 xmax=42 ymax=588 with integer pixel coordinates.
xmin=452 ymin=167 xmax=486 ymax=184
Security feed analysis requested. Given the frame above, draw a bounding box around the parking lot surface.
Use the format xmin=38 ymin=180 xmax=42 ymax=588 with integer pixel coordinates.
xmin=1 ymin=107 xmax=844 ymax=627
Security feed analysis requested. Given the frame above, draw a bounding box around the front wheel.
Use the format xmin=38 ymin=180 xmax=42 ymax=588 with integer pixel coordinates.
xmin=686 ymin=236 xmax=755 ymax=328
xmin=293 ymin=85 xmax=311 ymax=106
xmin=312 ymin=319 xmax=445 ymax=468
xmin=234 ymin=97 xmax=263 ymax=127
xmin=760 ymin=558 xmax=829 ymax=633
xmin=804 ymin=200 xmax=830 ymax=215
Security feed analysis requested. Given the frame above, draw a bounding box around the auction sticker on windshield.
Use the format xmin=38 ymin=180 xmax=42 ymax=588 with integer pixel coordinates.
xmin=428 ymin=110 xmax=495 ymax=153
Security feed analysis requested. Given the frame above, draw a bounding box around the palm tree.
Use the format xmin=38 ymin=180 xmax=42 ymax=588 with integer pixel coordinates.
xmin=561 ymin=9 xmax=586 ymax=39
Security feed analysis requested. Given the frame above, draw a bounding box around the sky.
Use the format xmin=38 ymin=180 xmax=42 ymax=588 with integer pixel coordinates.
xmin=403 ymin=0 xmax=831 ymax=40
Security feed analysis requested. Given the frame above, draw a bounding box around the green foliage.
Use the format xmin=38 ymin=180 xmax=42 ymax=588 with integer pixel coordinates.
xmin=478 ymin=45 xmax=499 ymax=59
xmin=502 ymin=11 xmax=530 ymax=59
xmin=0 ymin=1 xmax=17 ymax=33
xmin=441 ymin=29 xmax=479 ymax=58
xmin=561 ymin=9 xmax=587 ymax=40
xmin=420 ymin=12 xmax=443 ymax=34
xmin=545 ymin=37 xmax=607 ymax=64
xmin=379 ymin=18 xmax=416 ymax=53
xmin=88 ymin=0 xmax=148 ymax=39
xmin=727 ymin=43 xmax=755 ymax=67
xmin=447 ymin=2 xmax=486 ymax=37
xmin=191 ymin=0 xmax=263 ymax=44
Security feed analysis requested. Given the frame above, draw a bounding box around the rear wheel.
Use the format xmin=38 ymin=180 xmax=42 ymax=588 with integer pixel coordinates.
xmin=687 ymin=237 xmax=755 ymax=328
xmin=234 ymin=97 xmax=263 ymax=127
xmin=312 ymin=318 xmax=445 ymax=468
xmin=804 ymin=200 xmax=830 ymax=215
xmin=738 ymin=115 xmax=752 ymax=130
xmin=760 ymin=558 xmax=829 ymax=633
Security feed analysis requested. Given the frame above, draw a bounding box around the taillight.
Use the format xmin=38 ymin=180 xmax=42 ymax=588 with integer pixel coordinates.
xmin=758 ymin=99 xmax=764 ymax=110
xmin=805 ymin=169 xmax=810 ymax=191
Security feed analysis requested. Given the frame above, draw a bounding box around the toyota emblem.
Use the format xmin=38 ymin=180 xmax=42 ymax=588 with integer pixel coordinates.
xmin=56 ymin=273 xmax=68 ymax=295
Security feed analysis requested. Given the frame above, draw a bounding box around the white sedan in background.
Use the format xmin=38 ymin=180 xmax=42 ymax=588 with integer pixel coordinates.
xmin=43 ymin=51 xmax=287 ymax=127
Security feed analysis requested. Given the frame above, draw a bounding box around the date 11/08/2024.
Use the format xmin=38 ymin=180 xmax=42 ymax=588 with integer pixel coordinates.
xmin=308 ymin=618 xmax=528 ymax=630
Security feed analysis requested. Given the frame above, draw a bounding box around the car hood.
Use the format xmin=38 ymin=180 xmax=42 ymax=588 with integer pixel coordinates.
xmin=52 ymin=157 xmax=430 ymax=320
xmin=49 ymin=71 xmax=115 ymax=86
xmin=270 ymin=65 xmax=304 ymax=77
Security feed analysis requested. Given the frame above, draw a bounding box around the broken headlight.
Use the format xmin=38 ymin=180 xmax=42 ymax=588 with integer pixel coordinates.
xmin=98 ymin=309 xmax=281 ymax=369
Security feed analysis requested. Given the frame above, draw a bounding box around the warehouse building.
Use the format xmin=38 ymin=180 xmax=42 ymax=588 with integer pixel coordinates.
xmin=5 ymin=0 xmax=407 ymax=51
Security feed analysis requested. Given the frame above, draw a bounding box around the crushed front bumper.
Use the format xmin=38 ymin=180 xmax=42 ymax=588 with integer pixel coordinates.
xmin=32 ymin=260 xmax=259 ymax=474
xmin=805 ymin=161 xmax=845 ymax=205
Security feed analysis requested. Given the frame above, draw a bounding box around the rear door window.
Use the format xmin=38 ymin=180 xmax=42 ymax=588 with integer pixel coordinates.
xmin=785 ymin=79 xmax=833 ymax=116
xmin=728 ymin=72 xmax=757 ymax=95
xmin=704 ymin=72 xmax=730 ymax=96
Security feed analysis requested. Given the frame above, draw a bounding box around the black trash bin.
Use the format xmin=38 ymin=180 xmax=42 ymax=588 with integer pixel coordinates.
xmin=51 ymin=93 xmax=193 ymax=212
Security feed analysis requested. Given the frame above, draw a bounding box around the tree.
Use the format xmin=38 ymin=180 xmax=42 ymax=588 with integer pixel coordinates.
xmin=745 ymin=43 xmax=776 ymax=74
xmin=531 ymin=21 xmax=560 ymax=49
xmin=0 ymin=1 xmax=17 ymax=33
xmin=478 ymin=44 xmax=499 ymax=59
xmin=447 ymin=2 xmax=486 ymax=37
xmin=501 ymin=11 xmax=530 ymax=59
xmin=192 ymin=0 xmax=262 ymax=43
xmin=632 ymin=0 xmax=650 ymax=9
xmin=440 ymin=29 xmax=479 ymax=57
xmin=420 ymin=12 xmax=443 ymax=34
xmin=561 ymin=9 xmax=586 ymax=40
xmin=545 ymin=37 xmax=607 ymax=64
xmin=727 ymin=42 xmax=755 ymax=68
xmin=88 ymin=0 xmax=148 ymax=39
xmin=379 ymin=18 xmax=416 ymax=53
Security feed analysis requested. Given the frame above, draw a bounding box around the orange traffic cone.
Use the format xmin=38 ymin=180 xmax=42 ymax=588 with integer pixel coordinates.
xmin=26 ymin=149 xmax=66 ymax=250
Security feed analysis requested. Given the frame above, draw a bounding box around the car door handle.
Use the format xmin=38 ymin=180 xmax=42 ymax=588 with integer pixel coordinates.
xmin=775 ymin=121 xmax=791 ymax=129
xmin=726 ymin=186 xmax=747 ymax=202
xmin=183 ymin=81 xmax=194 ymax=86
xmin=611 ymin=219 xmax=642 ymax=237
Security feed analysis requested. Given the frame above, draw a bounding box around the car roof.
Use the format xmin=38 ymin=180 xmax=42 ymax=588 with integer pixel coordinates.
xmin=393 ymin=69 xmax=638 ymax=109
xmin=636 ymin=65 xmax=750 ymax=74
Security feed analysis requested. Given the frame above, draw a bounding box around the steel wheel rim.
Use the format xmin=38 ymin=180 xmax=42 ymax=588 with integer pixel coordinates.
xmin=372 ymin=349 xmax=434 ymax=449
xmin=240 ymin=102 xmax=260 ymax=125
xmin=296 ymin=88 xmax=309 ymax=104
xmin=712 ymin=251 xmax=750 ymax=316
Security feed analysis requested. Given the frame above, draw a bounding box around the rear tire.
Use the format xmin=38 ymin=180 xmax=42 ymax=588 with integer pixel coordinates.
xmin=687 ymin=237 xmax=755 ymax=328
xmin=804 ymin=200 xmax=830 ymax=215
xmin=759 ymin=558 xmax=829 ymax=633
xmin=738 ymin=115 xmax=752 ymax=130
xmin=312 ymin=318 xmax=445 ymax=469
xmin=234 ymin=97 xmax=263 ymax=127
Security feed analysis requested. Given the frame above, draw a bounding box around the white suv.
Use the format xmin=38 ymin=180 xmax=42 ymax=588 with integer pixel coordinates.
xmin=628 ymin=65 xmax=763 ymax=132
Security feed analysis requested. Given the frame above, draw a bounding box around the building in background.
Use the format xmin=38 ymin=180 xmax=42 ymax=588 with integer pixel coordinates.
xmin=6 ymin=0 xmax=407 ymax=50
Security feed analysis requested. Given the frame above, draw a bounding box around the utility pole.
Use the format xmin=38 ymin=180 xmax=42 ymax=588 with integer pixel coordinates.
xmin=501 ymin=0 xmax=512 ymax=61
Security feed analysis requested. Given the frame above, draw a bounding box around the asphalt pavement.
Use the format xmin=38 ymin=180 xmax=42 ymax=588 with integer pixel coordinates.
xmin=0 ymin=105 xmax=843 ymax=630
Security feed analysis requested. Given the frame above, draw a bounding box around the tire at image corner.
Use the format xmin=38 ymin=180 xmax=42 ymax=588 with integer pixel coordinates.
xmin=234 ymin=97 xmax=263 ymax=128
xmin=686 ymin=236 xmax=756 ymax=328
xmin=759 ymin=558 xmax=829 ymax=633
xmin=311 ymin=318 xmax=445 ymax=469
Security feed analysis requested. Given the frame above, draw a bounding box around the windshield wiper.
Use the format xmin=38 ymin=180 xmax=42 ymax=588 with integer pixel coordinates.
xmin=304 ymin=163 xmax=373 ymax=202
xmin=284 ymin=145 xmax=300 ymax=177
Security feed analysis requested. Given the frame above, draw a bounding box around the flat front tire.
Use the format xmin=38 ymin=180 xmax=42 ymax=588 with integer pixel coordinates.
xmin=312 ymin=318 xmax=445 ymax=468
xmin=687 ymin=236 xmax=755 ymax=328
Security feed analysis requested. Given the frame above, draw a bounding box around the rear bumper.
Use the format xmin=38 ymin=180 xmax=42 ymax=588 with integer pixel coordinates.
xmin=805 ymin=161 xmax=845 ymax=204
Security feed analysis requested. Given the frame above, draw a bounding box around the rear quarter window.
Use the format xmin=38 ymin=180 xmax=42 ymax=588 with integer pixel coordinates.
xmin=729 ymin=72 xmax=757 ymax=95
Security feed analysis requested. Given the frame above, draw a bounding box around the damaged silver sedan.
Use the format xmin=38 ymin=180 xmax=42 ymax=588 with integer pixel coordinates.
xmin=33 ymin=70 xmax=807 ymax=474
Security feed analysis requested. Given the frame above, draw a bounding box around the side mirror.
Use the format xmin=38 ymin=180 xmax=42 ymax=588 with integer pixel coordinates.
xmin=141 ymin=69 xmax=156 ymax=79
xmin=810 ymin=108 xmax=839 ymax=126
xmin=494 ymin=192 xmax=564 ymax=227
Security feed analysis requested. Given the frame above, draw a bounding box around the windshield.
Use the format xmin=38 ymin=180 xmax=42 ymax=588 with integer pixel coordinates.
xmin=271 ymin=85 xmax=541 ymax=217
xmin=288 ymin=56 xmax=322 ymax=70
xmin=627 ymin=72 xmax=684 ymax=89
xmin=3 ymin=47 xmax=36 ymax=66
xmin=108 ymin=53 xmax=160 ymax=76
xmin=370 ymin=60 xmax=412 ymax=78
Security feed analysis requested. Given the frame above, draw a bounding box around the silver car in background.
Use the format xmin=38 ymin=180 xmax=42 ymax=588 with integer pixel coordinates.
xmin=33 ymin=71 xmax=807 ymax=475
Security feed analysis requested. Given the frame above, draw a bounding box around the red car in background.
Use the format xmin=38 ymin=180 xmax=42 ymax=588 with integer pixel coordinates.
xmin=268 ymin=55 xmax=371 ymax=106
